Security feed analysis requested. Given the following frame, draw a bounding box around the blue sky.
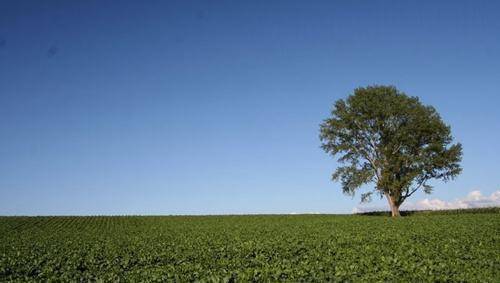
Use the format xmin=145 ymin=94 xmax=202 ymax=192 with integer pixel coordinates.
xmin=1 ymin=0 xmax=499 ymax=215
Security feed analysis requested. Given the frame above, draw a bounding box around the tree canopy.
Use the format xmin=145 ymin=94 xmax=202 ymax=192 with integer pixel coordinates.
xmin=319 ymin=85 xmax=462 ymax=216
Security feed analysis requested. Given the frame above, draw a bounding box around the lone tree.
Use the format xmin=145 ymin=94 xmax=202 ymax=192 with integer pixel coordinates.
xmin=319 ymin=85 xmax=462 ymax=217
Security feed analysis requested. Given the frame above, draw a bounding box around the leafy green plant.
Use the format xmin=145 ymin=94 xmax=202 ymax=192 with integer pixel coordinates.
xmin=0 ymin=209 xmax=499 ymax=282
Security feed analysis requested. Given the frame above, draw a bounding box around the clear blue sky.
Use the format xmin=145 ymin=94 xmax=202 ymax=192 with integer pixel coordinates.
xmin=1 ymin=0 xmax=499 ymax=215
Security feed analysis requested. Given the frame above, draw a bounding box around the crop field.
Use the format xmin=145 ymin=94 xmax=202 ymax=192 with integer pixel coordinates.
xmin=1 ymin=209 xmax=499 ymax=282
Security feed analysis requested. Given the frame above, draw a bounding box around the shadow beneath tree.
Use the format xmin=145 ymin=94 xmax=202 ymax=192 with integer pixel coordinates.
xmin=357 ymin=207 xmax=499 ymax=217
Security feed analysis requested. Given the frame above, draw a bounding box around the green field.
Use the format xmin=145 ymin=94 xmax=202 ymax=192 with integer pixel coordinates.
xmin=1 ymin=209 xmax=499 ymax=282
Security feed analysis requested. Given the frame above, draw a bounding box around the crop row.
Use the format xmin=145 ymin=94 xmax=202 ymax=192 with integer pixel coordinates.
xmin=1 ymin=211 xmax=499 ymax=281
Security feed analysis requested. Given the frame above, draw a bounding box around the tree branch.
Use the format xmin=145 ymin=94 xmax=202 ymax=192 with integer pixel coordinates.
xmin=401 ymin=179 xmax=427 ymax=202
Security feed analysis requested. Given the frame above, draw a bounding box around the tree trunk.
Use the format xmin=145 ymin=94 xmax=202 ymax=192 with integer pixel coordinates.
xmin=386 ymin=194 xmax=401 ymax=217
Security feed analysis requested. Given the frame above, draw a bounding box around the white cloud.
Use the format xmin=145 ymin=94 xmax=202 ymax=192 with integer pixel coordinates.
xmin=353 ymin=190 xmax=500 ymax=213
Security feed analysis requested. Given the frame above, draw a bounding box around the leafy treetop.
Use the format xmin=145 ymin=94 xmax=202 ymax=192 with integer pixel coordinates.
xmin=319 ymin=85 xmax=462 ymax=216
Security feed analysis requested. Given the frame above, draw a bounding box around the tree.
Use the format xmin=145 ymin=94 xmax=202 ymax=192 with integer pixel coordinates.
xmin=319 ymin=85 xmax=462 ymax=217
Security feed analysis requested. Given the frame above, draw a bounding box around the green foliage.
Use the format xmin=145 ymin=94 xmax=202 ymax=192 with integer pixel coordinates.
xmin=319 ymin=85 xmax=462 ymax=213
xmin=1 ymin=210 xmax=499 ymax=282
